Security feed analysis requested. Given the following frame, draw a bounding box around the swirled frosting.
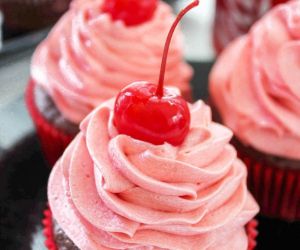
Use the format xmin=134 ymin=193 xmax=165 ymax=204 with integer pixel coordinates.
xmin=210 ymin=1 xmax=300 ymax=160
xmin=31 ymin=0 xmax=193 ymax=124
xmin=48 ymin=98 xmax=258 ymax=249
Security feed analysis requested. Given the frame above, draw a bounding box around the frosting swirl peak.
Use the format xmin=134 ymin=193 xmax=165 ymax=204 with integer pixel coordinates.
xmin=48 ymin=98 xmax=258 ymax=249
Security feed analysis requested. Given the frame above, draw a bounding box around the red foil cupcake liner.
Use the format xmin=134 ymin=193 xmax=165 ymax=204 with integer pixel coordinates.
xmin=212 ymin=27 xmax=223 ymax=56
xmin=25 ymin=80 xmax=74 ymax=167
xmin=213 ymin=0 xmax=289 ymax=55
xmin=42 ymin=208 xmax=258 ymax=250
xmin=246 ymin=219 xmax=259 ymax=250
xmin=238 ymin=150 xmax=300 ymax=221
xmin=43 ymin=209 xmax=57 ymax=250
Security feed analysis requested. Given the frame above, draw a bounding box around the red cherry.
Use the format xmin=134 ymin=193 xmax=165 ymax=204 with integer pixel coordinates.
xmin=113 ymin=1 xmax=199 ymax=146
xmin=102 ymin=0 xmax=158 ymax=26
xmin=114 ymin=82 xmax=190 ymax=145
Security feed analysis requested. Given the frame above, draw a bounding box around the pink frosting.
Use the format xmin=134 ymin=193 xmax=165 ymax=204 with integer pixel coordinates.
xmin=31 ymin=0 xmax=193 ymax=124
xmin=210 ymin=1 xmax=300 ymax=160
xmin=48 ymin=98 xmax=258 ymax=249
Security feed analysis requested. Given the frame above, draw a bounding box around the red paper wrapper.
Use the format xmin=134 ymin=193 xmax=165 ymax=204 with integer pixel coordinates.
xmin=42 ymin=208 xmax=258 ymax=250
xmin=238 ymin=150 xmax=300 ymax=221
xmin=43 ymin=209 xmax=57 ymax=250
xmin=213 ymin=0 xmax=289 ymax=54
xmin=25 ymin=80 xmax=74 ymax=167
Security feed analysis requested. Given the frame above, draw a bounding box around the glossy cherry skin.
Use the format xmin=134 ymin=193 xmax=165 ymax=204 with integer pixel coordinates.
xmin=113 ymin=82 xmax=191 ymax=146
xmin=102 ymin=0 xmax=158 ymax=26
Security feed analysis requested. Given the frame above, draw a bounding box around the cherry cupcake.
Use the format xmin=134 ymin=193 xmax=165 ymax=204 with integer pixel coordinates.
xmin=210 ymin=1 xmax=300 ymax=221
xmin=42 ymin=2 xmax=259 ymax=249
xmin=26 ymin=0 xmax=193 ymax=166
xmin=43 ymin=97 xmax=259 ymax=249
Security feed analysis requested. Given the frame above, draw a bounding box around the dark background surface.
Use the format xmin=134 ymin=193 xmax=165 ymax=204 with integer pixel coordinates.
xmin=0 ymin=62 xmax=299 ymax=250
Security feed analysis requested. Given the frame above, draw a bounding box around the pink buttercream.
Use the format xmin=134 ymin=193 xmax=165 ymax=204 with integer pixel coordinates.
xmin=48 ymin=98 xmax=258 ymax=249
xmin=31 ymin=0 xmax=193 ymax=124
xmin=210 ymin=1 xmax=300 ymax=160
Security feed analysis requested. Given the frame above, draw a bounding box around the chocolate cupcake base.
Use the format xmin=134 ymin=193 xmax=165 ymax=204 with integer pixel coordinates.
xmin=34 ymin=83 xmax=79 ymax=135
xmin=43 ymin=209 xmax=79 ymax=250
xmin=53 ymin=222 xmax=79 ymax=250
xmin=26 ymin=80 xmax=78 ymax=167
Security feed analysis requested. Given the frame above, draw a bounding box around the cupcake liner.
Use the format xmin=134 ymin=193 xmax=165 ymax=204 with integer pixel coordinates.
xmin=212 ymin=24 xmax=223 ymax=56
xmin=25 ymin=80 xmax=74 ymax=167
xmin=246 ymin=219 xmax=258 ymax=250
xmin=238 ymin=149 xmax=300 ymax=221
xmin=213 ymin=0 xmax=239 ymax=55
xmin=42 ymin=208 xmax=258 ymax=250
xmin=43 ymin=209 xmax=57 ymax=250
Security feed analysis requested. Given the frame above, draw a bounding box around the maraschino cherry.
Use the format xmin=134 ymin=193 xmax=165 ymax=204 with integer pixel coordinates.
xmin=114 ymin=0 xmax=199 ymax=146
xmin=102 ymin=0 xmax=158 ymax=26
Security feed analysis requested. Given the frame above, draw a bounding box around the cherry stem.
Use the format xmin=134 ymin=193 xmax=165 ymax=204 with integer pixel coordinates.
xmin=156 ymin=0 xmax=199 ymax=97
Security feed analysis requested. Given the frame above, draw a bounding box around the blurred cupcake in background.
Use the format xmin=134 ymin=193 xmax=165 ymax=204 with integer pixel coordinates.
xmin=210 ymin=1 xmax=300 ymax=221
xmin=0 ymin=0 xmax=71 ymax=36
xmin=213 ymin=0 xmax=289 ymax=54
xmin=26 ymin=0 xmax=193 ymax=166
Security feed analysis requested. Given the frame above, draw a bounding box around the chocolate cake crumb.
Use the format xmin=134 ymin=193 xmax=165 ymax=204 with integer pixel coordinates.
xmin=53 ymin=220 xmax=79 ymax=250
xmin=34 ymin=84 xmax=79 ymax=135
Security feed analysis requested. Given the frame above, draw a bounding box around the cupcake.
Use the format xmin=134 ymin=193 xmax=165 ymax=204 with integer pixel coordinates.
xmin=0 ymin=0 xmax=71 ymax=35
xmin=26 ymin=0 xmax=193 ymax=166
xmin=210 ymin=1 xmax=300 ymax=221
xmin=213 ymin=0 xmax=288 ymax=54
xmin=43 ymin=96 xmax=258 ymax=249
xmin=43 ymin=2 xmax=258 ymax=247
